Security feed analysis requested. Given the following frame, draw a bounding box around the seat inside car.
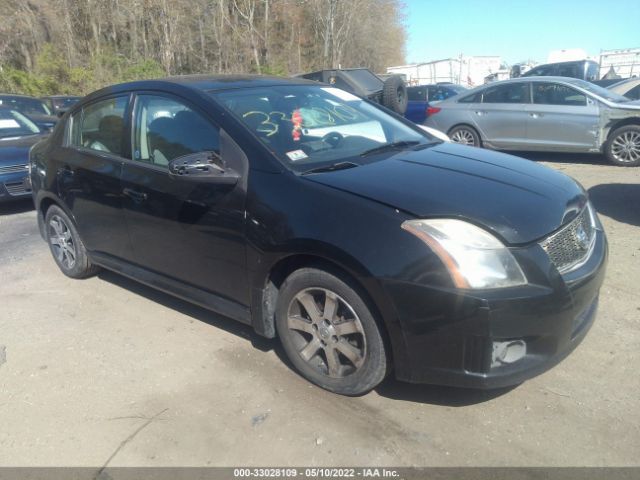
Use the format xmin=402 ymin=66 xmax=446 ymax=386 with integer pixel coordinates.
xmin=87 ymin=115 xmax=123 ymax=154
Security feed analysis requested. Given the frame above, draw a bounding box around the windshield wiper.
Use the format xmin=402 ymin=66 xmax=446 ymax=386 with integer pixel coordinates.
xmin=301 ymin=161 xmax=360 ymax=175
xmin=360 ymin=140 xmax=421 ymax=157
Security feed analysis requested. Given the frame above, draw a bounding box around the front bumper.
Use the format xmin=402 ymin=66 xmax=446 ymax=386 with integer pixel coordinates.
xmin=0 ymin=170 xmax=31 ymax=202
xmin=383 ymin=229 xmax=607 ymax=388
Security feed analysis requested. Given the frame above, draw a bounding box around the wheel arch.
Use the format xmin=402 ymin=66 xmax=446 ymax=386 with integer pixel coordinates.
xmin=447 ymin=123 xmax=483 ymax=145
xmin=605 ymin=117 xmax=640 ymax=140
xmin=35 ymin=194 xmax=72 ymax=240
xmin=251 ymin=252 xmax=396 ymax=369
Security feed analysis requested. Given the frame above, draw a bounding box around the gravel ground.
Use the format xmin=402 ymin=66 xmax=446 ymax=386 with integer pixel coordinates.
xmin=0 ymin=153 xmax=638 ymax=467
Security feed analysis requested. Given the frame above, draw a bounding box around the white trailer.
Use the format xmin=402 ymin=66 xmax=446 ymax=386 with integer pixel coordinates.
xmin=599 ymin=48 xmax=640 ymax=78
xmin=387 ymin=56 xmax=502 ymax=87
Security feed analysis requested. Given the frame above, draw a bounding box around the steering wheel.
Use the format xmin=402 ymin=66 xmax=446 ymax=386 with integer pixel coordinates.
xmin=321 ymin=131 xmax=344 ymax=148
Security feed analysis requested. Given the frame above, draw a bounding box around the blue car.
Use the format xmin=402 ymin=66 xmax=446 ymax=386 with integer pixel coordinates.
xmin=405 ymin=84 xmax=467 ymax=124
xmin=0 ymin=107 xmax=47 ymax=202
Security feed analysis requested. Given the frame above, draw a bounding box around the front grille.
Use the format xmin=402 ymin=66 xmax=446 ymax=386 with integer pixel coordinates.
xmin=540 ymin=206 xmax=595 ymax=274
xmin=4 ymin=181 xmax=30 ymax=196
xmin=0 ymin=164 xmax=27 ymax=174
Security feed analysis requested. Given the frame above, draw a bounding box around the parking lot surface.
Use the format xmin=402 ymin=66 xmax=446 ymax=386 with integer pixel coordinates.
xmin=1 ymin=153 xmax=639 ymax=467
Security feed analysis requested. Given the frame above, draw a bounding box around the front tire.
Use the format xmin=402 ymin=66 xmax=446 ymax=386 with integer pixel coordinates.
xmin=605 ymin=125 xmax=640 ymax=166
xmin=44 ymin=205 xmax=100 ymax=279
xmin=276 ymin=268 xmax=388 ymax=396
xmin=449 ymin=125 xmax=481 ymax=147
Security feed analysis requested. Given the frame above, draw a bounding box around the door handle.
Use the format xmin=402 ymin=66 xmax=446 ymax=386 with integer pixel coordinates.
xmin=529 ymin=113 xmax=544 ymax=118
xmin=474 ymin=111 xmax=487 ymax=116
xmin=60 ymin=164 xmax=75 ymax=176
xmin=123 ymin=188 xmax=148 ymax=202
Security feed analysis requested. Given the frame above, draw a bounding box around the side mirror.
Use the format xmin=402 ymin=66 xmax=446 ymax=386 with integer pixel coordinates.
xmin=168 ymin=151 xmax=240 ymax=185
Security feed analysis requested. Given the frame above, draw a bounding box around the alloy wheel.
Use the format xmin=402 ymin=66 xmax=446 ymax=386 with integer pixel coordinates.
xmin=48 ymin=214 xmax=76 ymax=269
xmin=611 ymin=131 xmax=640 ymax=163
xmin=286 ymin=288 xmax=366 ymax=378
xmin=450 ymin=128 xmax=476 ymax=146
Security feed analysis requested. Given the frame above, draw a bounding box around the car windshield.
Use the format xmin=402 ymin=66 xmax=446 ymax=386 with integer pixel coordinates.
xmin=211 ymin=85 xmax=435 ymax=173
xmin=0 ymin=108 xmax=41 ymax=138
xmin=565 ymin=79 xmax=631 ymax=103
xmin=0 ymin=96 xmax=52 ymax=115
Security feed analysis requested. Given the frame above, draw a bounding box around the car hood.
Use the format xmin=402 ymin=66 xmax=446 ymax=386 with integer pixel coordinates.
xmin=0 ymin=133 xmax=47 ymax=166
xmin=304 ymin=143 xmax=587 ymax=245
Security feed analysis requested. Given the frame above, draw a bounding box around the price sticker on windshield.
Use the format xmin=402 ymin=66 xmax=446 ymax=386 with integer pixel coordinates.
xmin=286 ymin=149 xmax=308 ymax=161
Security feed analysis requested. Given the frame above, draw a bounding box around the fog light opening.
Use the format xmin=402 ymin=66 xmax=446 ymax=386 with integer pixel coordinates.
xmin=492 ymin=340 xmax=527 ymax=367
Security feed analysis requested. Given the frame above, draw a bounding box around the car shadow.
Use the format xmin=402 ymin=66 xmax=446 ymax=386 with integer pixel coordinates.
xmin=0 ymin=198 xmax=34 ymax=215
xmin=97 ymin=270 xmax=518 ymax=406
xmin=374 ymin=376 xmax=518 ymax=406
xmin=96 ymin=269 xmax=275 ymax=353
xmin=588 ymin=183 xmax=640 ymax=227
xmin=511 ymin=151 xmax=605 ymax=165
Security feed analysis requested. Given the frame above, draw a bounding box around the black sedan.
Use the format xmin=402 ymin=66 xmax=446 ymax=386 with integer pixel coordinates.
xmin=0 ymin=94 xmax=59 ymax=131
xmin=0 ymin=107 xmax=46 ymax=202
xmin=29 ymin=75 xmax=607 ymax=395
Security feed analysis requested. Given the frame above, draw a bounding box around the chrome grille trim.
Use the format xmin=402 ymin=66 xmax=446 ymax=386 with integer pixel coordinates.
xmin=0 ymin=164 xmax=28 ymax=174
xmin=4 ymin=181 xmax=30 ymax=196
xmin=540 ymin=206 xmax=596 ymax=274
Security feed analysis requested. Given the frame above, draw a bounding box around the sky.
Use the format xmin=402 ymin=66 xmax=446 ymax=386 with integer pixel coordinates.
xmin=404 ymin=0 xmax=640 ymax=66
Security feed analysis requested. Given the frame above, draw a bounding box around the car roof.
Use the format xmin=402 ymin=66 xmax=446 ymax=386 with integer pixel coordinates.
xmin=82 ymin=74 xmax=320 ymax=102
xmin=42 ymin=95 xmax=81 ymax=99
xmin=0 ymin=93 xmax=42 ymax=99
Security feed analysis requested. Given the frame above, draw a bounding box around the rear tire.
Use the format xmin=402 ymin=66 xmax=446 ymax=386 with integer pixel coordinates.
xmin=605 ymin=125 xmax=640 ymax=166
xmin=44 ymin=205 xmax=100 ymax=279
xmin=276 ymin=268 xmax=388 ymax=396
xmin=449 ymin=125 xmax=481 ymax=147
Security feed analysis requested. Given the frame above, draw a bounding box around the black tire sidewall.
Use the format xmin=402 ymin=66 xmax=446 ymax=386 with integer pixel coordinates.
xmin=605 ymin=126 xmax=640 ymax=167
xmin=44 ymin=205 xmax=98 ymax=279
xmin=275 ymin=268 xmax=388 ymax=396
xmin=450 ymin=125 xmax=481 ymax=147
xmin=382 ymin=76 xmax=408 ymax=114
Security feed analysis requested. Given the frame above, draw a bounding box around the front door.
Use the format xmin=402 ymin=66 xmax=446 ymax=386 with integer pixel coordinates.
xmin=525 ymin=82 xmax=600 ymax=151
xmin=120 ymin=93 xmax=249 ymax=307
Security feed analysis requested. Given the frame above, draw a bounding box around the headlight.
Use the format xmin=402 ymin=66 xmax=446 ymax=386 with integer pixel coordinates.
xmin=401 ymin=219 xmax=527 ymax=289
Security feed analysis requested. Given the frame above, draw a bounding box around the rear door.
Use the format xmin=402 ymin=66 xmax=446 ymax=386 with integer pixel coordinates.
xmin=120 ymin=93 xmax=249 ymax=308
xmin=471 ymin=82 xmax=530 ymax=147
xmin=56 ymin=95 xmax=133 ymax=259
xmin=525 ymin=82 xmax=600 ymax=150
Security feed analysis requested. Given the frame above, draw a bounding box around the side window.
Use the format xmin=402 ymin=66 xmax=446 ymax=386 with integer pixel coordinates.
xmin=482 ymin=83 xmax=530 ymax=104
xmin=75 ymin=97 xmax=128 ymax=155
xmin=527 ymin=65 xmax=554 ymax=77
xmin=458 ymin=91 xmax=482 ymax=103
xmin=133 ymin=95 xmax=220 ymax=167
xmin=558 ymin=64 xmax=578 ymax=78
xmin=428 ymin=87 xmax=448 ymax=101
xmin=532 ymin=83 xmax=587 ymax=106
xmin=407 ymin=88 xmax=426 ymax=101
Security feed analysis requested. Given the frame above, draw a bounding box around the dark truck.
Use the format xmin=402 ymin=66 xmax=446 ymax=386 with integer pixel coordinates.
xmin=298 ymin=68 xmax=408 ymax=114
